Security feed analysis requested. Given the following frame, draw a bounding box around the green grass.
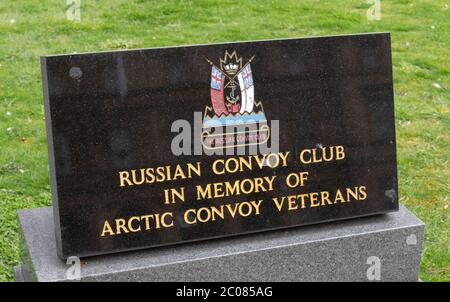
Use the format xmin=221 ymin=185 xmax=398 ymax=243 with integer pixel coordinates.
xmin=0 ymin=0 xmax=448 ymax=281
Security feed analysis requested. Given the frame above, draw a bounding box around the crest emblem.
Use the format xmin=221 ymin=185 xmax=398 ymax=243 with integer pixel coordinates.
xmin=202 ymin=51 xmax=270 ymax=150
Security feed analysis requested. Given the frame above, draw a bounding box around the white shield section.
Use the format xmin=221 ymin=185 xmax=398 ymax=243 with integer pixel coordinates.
xmin=238 ymin=65 xmax=254 ymax=114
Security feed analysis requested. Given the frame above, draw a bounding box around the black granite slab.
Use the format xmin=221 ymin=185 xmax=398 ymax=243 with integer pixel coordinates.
xmin=41 ymin=33 xmax=398 ymax=258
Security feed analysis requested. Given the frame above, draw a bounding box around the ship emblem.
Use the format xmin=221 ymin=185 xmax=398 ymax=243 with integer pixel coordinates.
xmin=202 ymin=50 xmax=270 ymax=150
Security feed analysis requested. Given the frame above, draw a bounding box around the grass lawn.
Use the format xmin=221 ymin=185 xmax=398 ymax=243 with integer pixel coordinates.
xmin=0 ymin=0 xmax=448 ymax=281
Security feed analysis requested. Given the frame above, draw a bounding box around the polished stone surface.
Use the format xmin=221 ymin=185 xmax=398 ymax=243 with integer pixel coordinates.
xmin=41 ymin=33 xmax=398 ymax=258
xmin=15 ymin=204 xmax=423 ymax=282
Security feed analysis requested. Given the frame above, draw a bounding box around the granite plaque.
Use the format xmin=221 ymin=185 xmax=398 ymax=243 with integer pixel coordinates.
xmin=41 ymin=33 xmax=398 ymax=258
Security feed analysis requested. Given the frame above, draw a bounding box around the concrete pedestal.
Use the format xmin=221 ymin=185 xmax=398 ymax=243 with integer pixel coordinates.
xmin=15 ymin=204 xmax=424 ymax=282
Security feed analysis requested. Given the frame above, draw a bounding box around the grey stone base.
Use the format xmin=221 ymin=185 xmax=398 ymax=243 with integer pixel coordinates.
xmin=15 ymin=205 xmax=424 ymax=282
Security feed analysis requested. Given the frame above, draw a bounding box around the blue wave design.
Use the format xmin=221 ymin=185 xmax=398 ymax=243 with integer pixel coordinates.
xmin=203 ymin=111 xmax=267 ymax=128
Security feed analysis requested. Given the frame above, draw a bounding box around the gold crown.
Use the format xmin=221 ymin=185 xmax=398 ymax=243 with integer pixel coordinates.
xmin=220 ymin=50 xmax=242 ymax=75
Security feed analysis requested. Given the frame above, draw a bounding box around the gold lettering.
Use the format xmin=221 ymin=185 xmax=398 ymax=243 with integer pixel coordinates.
xmin=156 ymin=166 xmax=167 ymax=182
xmin=287 ymin=195 xmax=298 ymax=210
xmin=225 ymin=157 xmax=239 ymax=173
xmin=197 ymin=207 xmax=211 ymax=223
xmin=119 ymin=171 xmax=133 ymax=187
xmin=239 ymin=156 xmax=253 ymax=172
xmin=322 ymin=147 xmax=334 ymax=161
xmin=184 ymin=209 xmax=197 ymax=224
xmin=300 ymin=146 xmax=346 ymax=165
xmin=238 ymin=202 xmax=252 ymax=217
xmin=359 ymin=186 xmax=367 ymax=200
xmin=334 ymin=189 xmax=345 ymax=203
xmin=184 ymin=200 xmax=263 ymax=224
xmin=161 ymin=212 xmax=174 ymax=227
xmin=225 ymin=203 xmax=239 ymax=218
xmin=299 ymin=149 xmax=312 ymax=164
xmin=141 ymin=214 xmax=153 ymax=230
xmin=278 ymin=151 xmax=290 ymax=166
xmin=225 ymin=180 xmax=240 ymax=196
xmin=336 ymin=145 xmax=345 ymax=160
xmin=266 ymin=153 xmax=280 ymax=168
xmin=173 ymin=164 xmax=186 ymax=180
xmin=264 ymin=176 xmax=276 ymax=191
xmin=240 ymin=179 xmax=254 ymax=194
xmin=309 ymin=192 xmax=320 ymax=207
xmin=187 ymin=162 xmax=201 ymax=178
xmin=213 ymin=182 xmax=225 ymax=198
xmin=212 ymin=159 xmax=225 ymax=175
xmin=321 ymin=191 xmax=332 ymax=205
xmin=346 ymin=187 xmax=359 ymax=201
xmin=272 ymin=197 xmax=285 ymax=211
xmin=101 ymin=220 xmax=115 ymax=236
xmin=298 ymin=194 xmax=308 ymax=208
xmin=196 ymin=177 xmax=276 ymax=200
xmin=196 ymin=184 xmax=212 ymax=200
xmin=251 ymin=200 xmax=263 ymax=215
xmin=115 ymin=218 xmax=129 ymax=234
xmin=131 ymin=169 xmax=145 ymax=185
xmin=128 ymin=216 xmax=141 ymax=232
xmin=145 ymin=168 xmax=155 ymax=183
xmin=211 ymin=206 xmax=225 ymax=221
xmin=286 ymin=172 xmax=309 ymax=188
